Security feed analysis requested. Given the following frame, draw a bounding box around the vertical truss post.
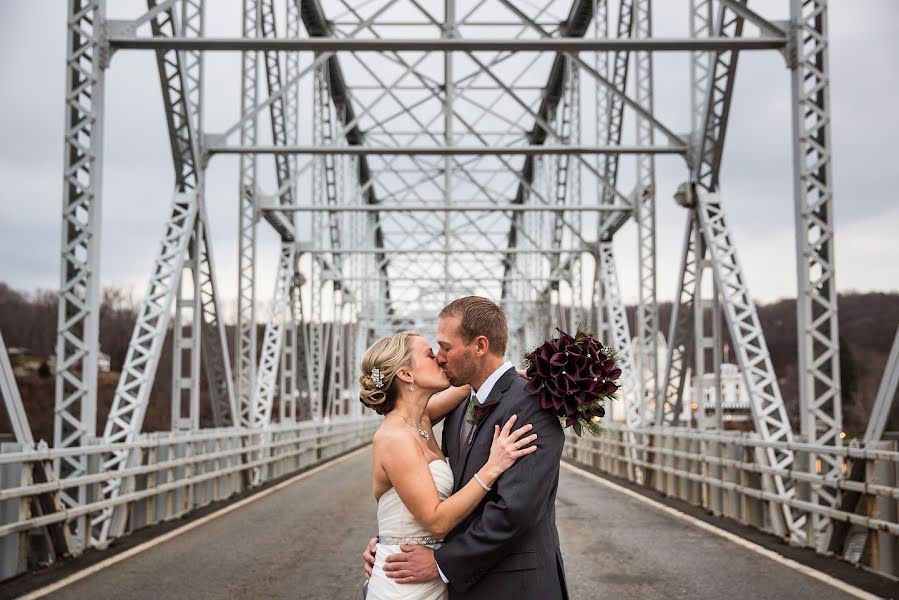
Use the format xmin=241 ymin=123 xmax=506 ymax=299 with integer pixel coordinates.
xmin=308 ymin=68 xmax=328 ymax=420
xmin=596 ymin=0 xmax=634 ymax=242
xmin=171 ymin=0 xmax=233 ymax=433
xmin=279 ymin=270 xmax=299 ymax=423
xmin=443 ymin=0 xmax=455 ymax=306
xmin=236 ymin=0 xmax=259 ymax=427
xmin=598 ymin=244 xmax=643 ymax=428
xmin=259 ymin=0 xmax=297 ymax=212
xmin=591 ymin=1 xmax=608 ymax=348
xmin=653 ymin=0 xmax=713 ymax=430
xmin=687 ymin=1 xmax=803 ymax=539
xmin=180 ymin=0 xmax=202 ymax=137
xmin=285 ymin=0 xmax=300 ymax=185
xmin=591 ymin=253 xmax=607 ymax=343
xmin=171 ymin=216 xmax=202 ymax=431
xmin=306 ymin=258 xmax=324 ymax=421
xmin=692 ymin=231 xmax=722 ymax=431
xmin=153 ymin=0 xmax=232 ymax=434
xmin=297 ymin=260 xmax=322 ymax=421
xmin=693 ymin=226 xmax=724 ymax=513
xmin=598 ymin=243 xmax=644 ymax=482
xmin=174 ymin=0 xmax=204 ymax=427
xmin=634 ymin=0 xmax=658 ymax=423
xmin=689 ymin=0 xmax=714 ymax=136
xmin=789 ymin=0 xmax=842 ymax=548
xmin=252 ymin=243 xmax=296 ymax=429
xmin=196 ymin=205 xmax=237 ymax=428
xmin=279 ymin=0 xmax=301 ymax=424
xmin=657 ymin=215 xmax=698 ymax=425
xmin=327 ymin=289 xmax=343 ymax=418
xmin=549 ymin=57 xmax=574 ymax=287
xmin=54 ymin=0 xmax=106 ymax=540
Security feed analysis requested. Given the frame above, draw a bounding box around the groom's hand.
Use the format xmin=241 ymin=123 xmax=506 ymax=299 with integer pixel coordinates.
xmin=363 ymin=537 xmax=377 ymax=579
xmin=383 ymin=545 xmax=438 ymax=584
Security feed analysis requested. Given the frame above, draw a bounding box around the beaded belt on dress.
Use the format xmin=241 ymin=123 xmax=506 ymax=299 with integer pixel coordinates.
xmin=378 ymin=534 xmax=444 ymax=545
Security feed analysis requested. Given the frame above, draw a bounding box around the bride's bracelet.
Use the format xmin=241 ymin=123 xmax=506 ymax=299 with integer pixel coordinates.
xmin=473 ymin=472 xmax=491 ymax=492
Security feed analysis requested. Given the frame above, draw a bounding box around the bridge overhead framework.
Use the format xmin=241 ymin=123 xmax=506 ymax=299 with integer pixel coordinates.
xmin=1 ymin=0 xmax=898 ymax=592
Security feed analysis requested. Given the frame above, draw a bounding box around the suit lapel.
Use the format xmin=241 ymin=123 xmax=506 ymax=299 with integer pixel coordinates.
xmin=454 ymin=368 xmax=518 ymax=491
xmin=445 ymin=397 xmax=469 ymax=466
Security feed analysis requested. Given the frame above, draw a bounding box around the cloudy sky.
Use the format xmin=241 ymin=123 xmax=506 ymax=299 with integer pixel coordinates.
xmin=1 ymin=1 xmax=897 ymax=324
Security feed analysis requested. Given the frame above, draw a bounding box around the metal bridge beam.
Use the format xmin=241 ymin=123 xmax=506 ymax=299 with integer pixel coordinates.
xmin=207 ymin=144 xmax=685 ymax=156
xmin=501 ymin=0 xmax=593 ymax=301
xmin=54 ymin=0 xmax=106 ymax=537
xmin=789 ymin=0 xmax=843 ymax=547
xmin=236 ymin=0 xmax=259 ymax=426
xmin=107 ymin=36 xmax=789 ymax=52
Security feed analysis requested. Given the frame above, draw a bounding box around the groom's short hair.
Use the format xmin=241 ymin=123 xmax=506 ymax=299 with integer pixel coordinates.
xmin=439 ymin=296 xmax=507 ymax=356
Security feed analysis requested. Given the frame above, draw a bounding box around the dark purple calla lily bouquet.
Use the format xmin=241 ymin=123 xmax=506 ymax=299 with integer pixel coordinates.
xmin=523 ymin=327 xmax=622 ymax=436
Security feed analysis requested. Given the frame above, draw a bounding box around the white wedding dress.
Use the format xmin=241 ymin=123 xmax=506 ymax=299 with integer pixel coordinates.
xmin=367 ymin=458 xmax=453 ymax=600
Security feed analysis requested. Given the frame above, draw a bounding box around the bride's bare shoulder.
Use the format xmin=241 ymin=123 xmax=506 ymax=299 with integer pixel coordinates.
xmin=372 ymin=422 xmax=422 ymax=464
xmin=372 ymin=419 xmax=411 ymax=448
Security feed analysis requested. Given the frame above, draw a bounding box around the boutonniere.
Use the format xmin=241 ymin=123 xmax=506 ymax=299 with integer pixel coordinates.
xmin=465 ymin=399 xmax=500 ymax=445
xmin=467 ymin=399 xmax=500 ymax=427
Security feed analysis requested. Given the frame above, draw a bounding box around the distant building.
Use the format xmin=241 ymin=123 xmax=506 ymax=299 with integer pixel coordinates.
xmin=696 ymin=362 xmax=752 ymax=427
xmin=618 ymin=334 xmax=751 ymax=428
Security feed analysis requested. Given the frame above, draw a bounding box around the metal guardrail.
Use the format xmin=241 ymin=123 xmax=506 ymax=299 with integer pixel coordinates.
xmin=563 ymin=424 xmax=899 ymax=580
xmin=0 ymin=416 xmax=380 ymax=580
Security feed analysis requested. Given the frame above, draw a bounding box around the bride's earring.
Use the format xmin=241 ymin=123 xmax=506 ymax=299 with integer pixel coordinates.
xmin=410 ymin=379 xmax=414 ymax=391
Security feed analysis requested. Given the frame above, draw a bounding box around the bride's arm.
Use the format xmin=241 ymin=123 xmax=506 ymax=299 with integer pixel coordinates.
xmin=376 ymin=418 xmax=536 ymax=539
xmin=425 ymin=384 xmax=471 ymax=425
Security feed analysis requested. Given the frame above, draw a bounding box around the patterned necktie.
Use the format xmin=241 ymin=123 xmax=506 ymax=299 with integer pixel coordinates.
xmin=459 ymin=391 xmax=478 ymax=448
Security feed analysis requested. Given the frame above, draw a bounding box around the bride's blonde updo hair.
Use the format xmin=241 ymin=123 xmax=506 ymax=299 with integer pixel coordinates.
xmin=359 ymin=330 xmax=422 ymax=415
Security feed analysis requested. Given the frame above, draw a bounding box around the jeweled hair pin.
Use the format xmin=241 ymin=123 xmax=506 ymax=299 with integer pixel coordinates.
xmin=371 ymin=367 xmax=385 ymax=389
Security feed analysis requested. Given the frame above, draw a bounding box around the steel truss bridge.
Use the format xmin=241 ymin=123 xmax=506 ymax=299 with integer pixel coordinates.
xmin=1 ymin=0 xmax=898 ymax=588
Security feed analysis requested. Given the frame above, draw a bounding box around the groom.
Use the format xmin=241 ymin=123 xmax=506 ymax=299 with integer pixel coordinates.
xmin=364 ymin=296 xmax=569 ymax=599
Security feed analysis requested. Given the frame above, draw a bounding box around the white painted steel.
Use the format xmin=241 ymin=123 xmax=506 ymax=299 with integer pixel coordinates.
xmin=54 ymin=0 xmax=106 ymax=539
xmin=20 ymin=0 xmax=877 ymax=580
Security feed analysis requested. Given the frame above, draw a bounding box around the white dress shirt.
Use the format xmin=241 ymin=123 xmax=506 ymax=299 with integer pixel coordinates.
xmin=436 ymin=360 xmax=515 ymax=583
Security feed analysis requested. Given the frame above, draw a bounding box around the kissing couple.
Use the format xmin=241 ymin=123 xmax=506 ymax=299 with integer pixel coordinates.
xmin=359 ymin=296 xmax=569 ymax=599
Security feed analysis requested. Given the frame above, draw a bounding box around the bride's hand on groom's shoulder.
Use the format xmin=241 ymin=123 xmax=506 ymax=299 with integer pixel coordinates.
xmin=517 ymin=368 xmax=529 ymax=379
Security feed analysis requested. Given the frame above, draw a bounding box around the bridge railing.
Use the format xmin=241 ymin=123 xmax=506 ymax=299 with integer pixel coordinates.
xmin=563 ymin=425 xmax=899 ymax=580
xmin=0 ymin=416 xmax=380 ymax=580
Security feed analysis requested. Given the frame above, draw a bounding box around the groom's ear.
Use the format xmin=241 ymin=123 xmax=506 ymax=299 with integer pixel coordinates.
xmin=474 ymin=335 xmax=490 ymax=357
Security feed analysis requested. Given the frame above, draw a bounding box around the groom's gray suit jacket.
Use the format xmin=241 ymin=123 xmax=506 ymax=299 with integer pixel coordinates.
xmin=435 ymin=367 xmax=569 ymax=600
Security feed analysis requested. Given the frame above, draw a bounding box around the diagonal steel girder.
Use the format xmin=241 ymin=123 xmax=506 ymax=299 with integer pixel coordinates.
xmin=672 ymin=0 xmax=804 ymax=542
xmin=93 ymin=1 xmax=237 ymax=543
xmin=501 ymin=0 xmax=593 ymax=300
xmin=301 ymin=0 xmax=392 ymax=314
xmin=517 ymin=0 xmax=651 ymax=304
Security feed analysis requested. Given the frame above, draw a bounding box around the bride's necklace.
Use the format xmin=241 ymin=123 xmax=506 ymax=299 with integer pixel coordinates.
xmin=393 ymin=413 xmax=429 ymax=440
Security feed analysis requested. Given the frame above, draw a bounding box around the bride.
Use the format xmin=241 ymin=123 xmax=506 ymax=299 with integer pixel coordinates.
xmin=359 ymin=330 xmax=537 ymax=600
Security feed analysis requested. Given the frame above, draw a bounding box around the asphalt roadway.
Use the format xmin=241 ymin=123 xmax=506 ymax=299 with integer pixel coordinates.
xmin=38 ymin=447 xmax=870 ymax=600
